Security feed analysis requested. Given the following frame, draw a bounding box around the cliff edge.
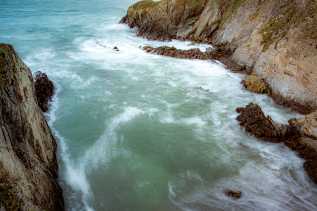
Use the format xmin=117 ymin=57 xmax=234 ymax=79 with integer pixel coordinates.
xmin=121 ymin=0 xmax=317 ymax=113
xmin=0 ymin=44 xmax=64 ymax=210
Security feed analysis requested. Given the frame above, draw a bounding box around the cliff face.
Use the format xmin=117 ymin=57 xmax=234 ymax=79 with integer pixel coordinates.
xmin=0 ymin=44 xmax=64 ymax=210
xmin=122 ymin=0 xmax=317 ymax=113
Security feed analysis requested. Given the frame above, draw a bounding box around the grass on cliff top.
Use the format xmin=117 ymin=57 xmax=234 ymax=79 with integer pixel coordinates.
xmin=129 ymin=0 xmax=160 ymax=10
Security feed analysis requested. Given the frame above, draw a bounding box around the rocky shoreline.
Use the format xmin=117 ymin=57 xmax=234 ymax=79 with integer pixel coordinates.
xmin=121 ymin=0 xmax=317 ymax=186
xmin=236 ymin=103 xmax=317 ymax=183
xmin=142 ymin=45 xmax=250 ymax=73
xmin=121 ymin=0 xmax=317 ymax=114
xmin=0 ymin=44 xmax=64 ymax=210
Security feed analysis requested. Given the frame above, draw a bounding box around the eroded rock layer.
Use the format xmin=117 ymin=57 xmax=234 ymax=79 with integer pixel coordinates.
xmin=0 ymin=44 xmax=64 ymax=211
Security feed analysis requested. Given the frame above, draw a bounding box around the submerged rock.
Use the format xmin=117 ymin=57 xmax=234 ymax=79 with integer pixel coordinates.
xmin=34 ymin=71 xmax=54 ymax=112
xmin=0 ymin=44 xmax=64 ymax=210
xmin=224 ymin=189 xmax=242 ymax=199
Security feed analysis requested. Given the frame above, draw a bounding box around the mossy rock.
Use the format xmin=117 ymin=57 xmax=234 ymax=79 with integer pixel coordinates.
xmin=127 ymin=0 xmax=160 ymax=18
xmin=242 ymin=75 xmax=270 ymax=94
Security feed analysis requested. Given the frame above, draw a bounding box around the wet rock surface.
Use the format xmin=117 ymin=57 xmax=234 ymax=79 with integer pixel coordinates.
xmin=224 ymin=189 xmax=242 ymax=200
xmin=236 ymin=103 xmax=317 ymax=184
xmin=0 ymin=44 xmax=64 ymax=211
xmin=143 ymin=45 xmax=249 ymax=73
xmin=34 ymin=71 xmax=54 ymax=112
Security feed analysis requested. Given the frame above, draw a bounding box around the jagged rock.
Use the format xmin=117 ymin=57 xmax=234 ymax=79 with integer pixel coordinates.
xmin=122 ymin=0 xmax=317 ymax=112
xmin=242 ymin=75 xmax=270 ymax=94
xmin=34 ymin=72 xmax=54 ymax=112
xmin=121 ymin=0 xmax=207 ymax=40
xmin=142 ymin=45 xmax=249 ymax=73
xmin=236 ymin=103 xmax=297 ymax=141
xmin=143 ymin=46 xmax=212 ymax=59
xmin=224 ymin=189 xmax=242 ymax=199
xmin=0 ymin=44 xmax=64 ymax=210
xmin=236 ymin=103 xmax=317 ymax=183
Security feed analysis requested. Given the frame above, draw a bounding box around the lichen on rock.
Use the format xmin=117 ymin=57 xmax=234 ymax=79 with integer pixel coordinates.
xmin=242 ymin=74 xmax=270 ymax=94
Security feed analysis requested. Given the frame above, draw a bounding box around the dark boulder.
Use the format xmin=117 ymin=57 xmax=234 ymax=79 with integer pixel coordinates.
xmin=34 ymin=72 xmax=54 ymax=112
xmin=236 ymin=103 xmax=317 ymax=184
xmin=224 ymin=189 xmax=242 ymax=199
xmin=236 ymin=103 xmax=298 ymax=141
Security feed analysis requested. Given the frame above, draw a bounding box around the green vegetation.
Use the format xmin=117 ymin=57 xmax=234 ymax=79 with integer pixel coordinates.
xmin=128 ymin=0 xmax=159 ymax=12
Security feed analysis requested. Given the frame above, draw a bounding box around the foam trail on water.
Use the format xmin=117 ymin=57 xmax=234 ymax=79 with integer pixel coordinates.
xmin=81 ymin=106 xmax=144 ymax=170
xmin=51 ymin=105 xmax=143 ymax=210
xmin=47 ymin=84 xmax=94 ymax=211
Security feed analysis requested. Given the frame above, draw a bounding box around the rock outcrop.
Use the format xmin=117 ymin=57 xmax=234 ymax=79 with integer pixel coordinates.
xmin=143 ymin=45 xmax=250 ymax=72
xmin=0 ymin=44 xmax=64 ymax=210
xmin=34 ymin=72 xmax=55 ymax=112
xmin=121 ymin=0 xmax=317 ymax=113
xmin=236 ymin=103 xmax=317 ymax=183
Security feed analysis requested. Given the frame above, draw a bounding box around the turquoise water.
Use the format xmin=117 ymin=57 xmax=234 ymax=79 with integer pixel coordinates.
xmin=1 ymin=1 xmax=317 ymax=210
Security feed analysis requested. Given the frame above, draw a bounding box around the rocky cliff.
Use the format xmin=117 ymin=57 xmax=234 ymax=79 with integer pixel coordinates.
xmin=121 ymin=0 xmax=317 ymax=113
xmin=0 ymin=44 xmax=64 ymax=210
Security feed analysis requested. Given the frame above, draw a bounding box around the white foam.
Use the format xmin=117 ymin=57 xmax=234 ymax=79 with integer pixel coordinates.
xmin=47 ymin=84 xmax=94 ymax=211
xmin=81 ymin=106 xmax=144 ymax=170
